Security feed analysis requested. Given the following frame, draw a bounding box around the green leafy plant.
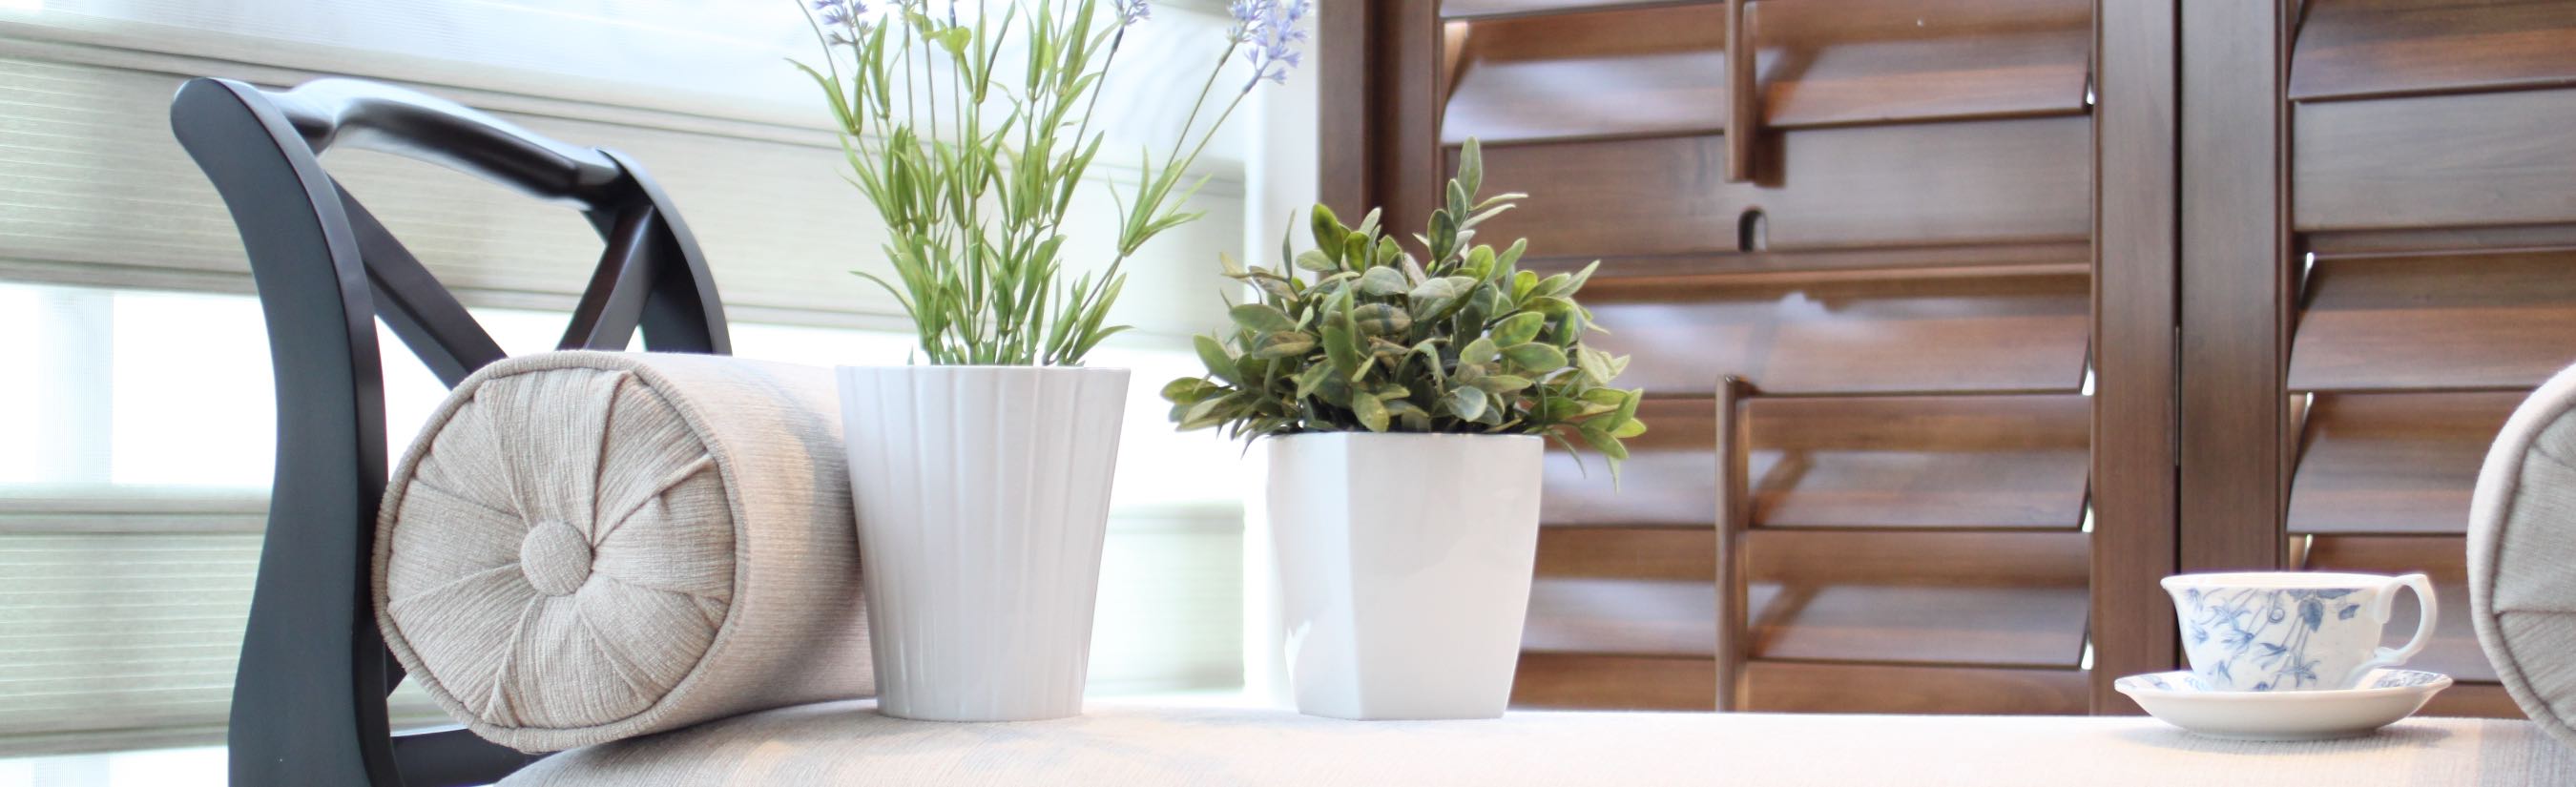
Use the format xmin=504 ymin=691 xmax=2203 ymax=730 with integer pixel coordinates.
xmin=1161 ymin=139 xmax=1647 ymax=475
xmin=796 ymin=0 xmax=1306 ymax=364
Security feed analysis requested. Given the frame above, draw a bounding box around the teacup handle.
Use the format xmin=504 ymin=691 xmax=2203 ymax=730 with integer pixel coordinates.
xmin=2339 ymin=572 xmax=2437 ymax=689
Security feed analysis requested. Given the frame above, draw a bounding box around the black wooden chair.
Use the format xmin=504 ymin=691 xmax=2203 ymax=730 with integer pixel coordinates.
xmin=172 ymin=76 xmax=731 ymax=787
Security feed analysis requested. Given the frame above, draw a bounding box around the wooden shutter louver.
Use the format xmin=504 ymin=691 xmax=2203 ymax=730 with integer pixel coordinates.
xmin=1416 ymin=0 xmax=2103 ymax=713
xmin=2273 ymin=0 xmax=2576 ymax=719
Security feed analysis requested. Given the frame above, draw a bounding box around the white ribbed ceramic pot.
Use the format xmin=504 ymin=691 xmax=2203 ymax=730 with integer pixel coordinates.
xmin=1268 ymin=432 xmax=1543 ymax=720
xmin=836 ymin=365 xmax=1128 ymax=721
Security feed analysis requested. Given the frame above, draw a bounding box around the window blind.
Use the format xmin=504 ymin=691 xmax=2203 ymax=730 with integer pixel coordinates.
xmin=0 ymin=0 xmax=1257 ymax=754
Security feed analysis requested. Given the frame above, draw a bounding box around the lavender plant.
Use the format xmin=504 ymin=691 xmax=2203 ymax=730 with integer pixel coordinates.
xmin=1162 ymin=139 xmax=1649 ymax=476
xmin=797 ymin=0 xmax=1306 ymax=364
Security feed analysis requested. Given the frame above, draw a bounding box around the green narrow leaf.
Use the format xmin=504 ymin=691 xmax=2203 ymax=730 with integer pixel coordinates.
xmin=1230 ymin=303 xmax=1299 ymax=334
xmin=1472 ymin=374 xmax=1533 ymax=394
xmin=1161 ymin=378 xmax=1220 ymax=404
xmin=1311 ymin=203 xmax=1345 ymax=261
xmin=1321 ymin=321 xmax=1363 ymax=377
xmin=1293 ymin=362 xmax=1337 ymax=401
xmin=1251 ymin=331 xmax=1319 ymax=359
xmin=1561 ymin=259 xmax=1604 ymax=297
xmin=1578 ymin=423 xmax=1630 ymax=462
xmin=1195 ymin=334 xmax=1240 ymax=385
xmin=1575 ymin=346 xmax=1614 ymax=384
xmin=1458 ymin=137 xmax=1485 ymax=197
xmin=1613 ymin=387 xmax=1644 ymax=427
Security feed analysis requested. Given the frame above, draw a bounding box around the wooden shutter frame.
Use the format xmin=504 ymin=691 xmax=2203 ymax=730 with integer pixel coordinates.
xmin=1323 ymin=0 xmax=2187 ymax=715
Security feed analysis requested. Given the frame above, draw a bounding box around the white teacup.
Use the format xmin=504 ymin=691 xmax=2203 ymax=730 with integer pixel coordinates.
xmin=2162 ymin=571 xmax=2436 ymax=693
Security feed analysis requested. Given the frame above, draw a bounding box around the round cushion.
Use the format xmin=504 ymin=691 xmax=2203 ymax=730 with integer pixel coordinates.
xmin=375 ymin=351 xmax=871 ymax=752
xmin=2470 ymin=362 xmax=2576 ymax=749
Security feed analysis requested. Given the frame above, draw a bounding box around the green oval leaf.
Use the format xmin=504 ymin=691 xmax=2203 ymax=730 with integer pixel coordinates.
xmin=1352 ymin=393 xmax=1390 ymax=432
xmin=1446 ymin=385 xmax=1488 ymax=421
xmin=1462 ymin=337 xmax=1500 ymax=366
xmin=1502 ymin=342 xmax=1568 ymax=373
xmin=1358 ymin=266 xmax=1410 ymax=297
xmin=1492 ymin=312 xmax=1546 ymax=347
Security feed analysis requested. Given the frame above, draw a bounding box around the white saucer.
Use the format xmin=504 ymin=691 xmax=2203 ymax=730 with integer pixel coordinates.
xmin=2114 ymin=669 xmax=2451 ymax=741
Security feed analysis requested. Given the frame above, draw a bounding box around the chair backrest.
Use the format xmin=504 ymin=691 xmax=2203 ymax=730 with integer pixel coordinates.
xmin=170 ymin=76 xmax=731 ymax=787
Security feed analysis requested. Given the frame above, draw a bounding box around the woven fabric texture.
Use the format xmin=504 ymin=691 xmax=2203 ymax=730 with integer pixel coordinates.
xmin=2471 ymin=362 xmax=2576 ymax=752
xmin=498 ymin=700 xmax=2576 ymax=786
xmin=375 ymin=351 xmax=871 ymax=753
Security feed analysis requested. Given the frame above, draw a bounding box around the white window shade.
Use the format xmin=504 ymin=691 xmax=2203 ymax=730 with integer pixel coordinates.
xmin=3 ymin=0 xmax=1249 ymax=164
xmin=0 ymin=0 xmax=1262 ymax=756
xmin=0 ymin=50 xmax=1244 ymax=338
xmin=0 ymin=280 xmax=1247 ymax=754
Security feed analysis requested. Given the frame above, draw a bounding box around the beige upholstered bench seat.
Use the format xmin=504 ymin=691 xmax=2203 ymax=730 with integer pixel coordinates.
xmin=498 ymin=700 xmax=2576 ymax=786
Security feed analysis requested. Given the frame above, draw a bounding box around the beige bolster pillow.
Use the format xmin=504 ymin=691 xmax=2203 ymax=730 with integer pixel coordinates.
xmin=374 ymin=350 xmax=871 ymax=752
xmin=2470 ymin=362 xmax=2576 ymax=750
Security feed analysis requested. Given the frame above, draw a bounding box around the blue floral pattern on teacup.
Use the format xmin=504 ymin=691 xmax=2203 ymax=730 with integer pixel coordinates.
xmin=2177 ymin=587 xmax=2365 ymax=692
xmin=2371 ymin=671 xmax=2443 ymax=689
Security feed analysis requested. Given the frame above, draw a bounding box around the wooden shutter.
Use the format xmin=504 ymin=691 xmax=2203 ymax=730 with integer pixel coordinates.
xmin=2177 ymin=0 xmax=2576 ymax=719
xmin=1327 ymin=0 xmax=2114 ymax=713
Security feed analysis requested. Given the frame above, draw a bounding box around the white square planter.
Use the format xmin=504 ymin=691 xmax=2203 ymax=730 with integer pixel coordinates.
xmin=1267 ymin=432 xmax=1544 ymax=720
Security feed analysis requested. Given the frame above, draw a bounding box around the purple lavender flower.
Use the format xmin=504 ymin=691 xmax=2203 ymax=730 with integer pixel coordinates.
xmin=812 ymin=0 xmax=872 ymax=44
xmin=1232 ymin=0 xmax=1310 ymax=89
xmin=1114 ymin=0 xmax=1151 ymax=27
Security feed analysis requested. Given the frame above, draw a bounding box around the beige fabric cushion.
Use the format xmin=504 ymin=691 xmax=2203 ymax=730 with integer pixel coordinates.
xmin=499 ymin=700 xmax=2576 ymax=785
xmin=376 ymin=350 xmax=871 ymax=753
xmin=2471 ymin=361 xmax=2576 ymax=751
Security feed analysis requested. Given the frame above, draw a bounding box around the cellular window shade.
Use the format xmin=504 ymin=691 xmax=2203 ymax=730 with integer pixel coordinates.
xmin=0 ymin=53 xmax=1243 ymax=338
xmin=0 ymin=1 xmax=1257 ymax=752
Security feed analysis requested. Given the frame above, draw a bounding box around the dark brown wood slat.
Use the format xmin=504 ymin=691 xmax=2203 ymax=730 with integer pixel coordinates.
xmin=1442 ymin=5 xmax=1727 ymax=145
xmin=1748 ymin=529 xmax=2090 ymax=667
xmin=1738 ymin=662 xmax=2088 ymax=714
xmin=1582 ymin=273 xmax=2092 ymax=397
xmin=1525 ymin=528 xmax=1716 ymax=656
xmin=2295 ymin=89 xmax=2576 ymax=232
xmin=2420 ymin=682 xmax=2528 ymax=719
xmin=1746 ymin=0 xmax=2091 ymax=129
xmin=2288 ymin=393 xmax=2521 ymax=534
xmin=1545 ymin=399 xmax=1715 ymax=528
xmin=2306 ymin=224 xmax=2576 ymax=257
xmin=1517 ymin=242 xmax=2088 ymax=280
xmin=2290 ymin=0 xmax=2576 ymax=102
xmin=2298 ymin=534 xmax=2497 ymax=683
xmin=1511 ymin=653 xmax=1717 ymax=711
xmin=1745 ymin=395 xmax=2091 ymax=528
xmin=2289 ymin=252 xmax=2576 ymax=391
xmin=1469 ymin=117 xmax=2090 ymax=259
xmin=1440 ymin=0 xmax=1705 ymax=21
